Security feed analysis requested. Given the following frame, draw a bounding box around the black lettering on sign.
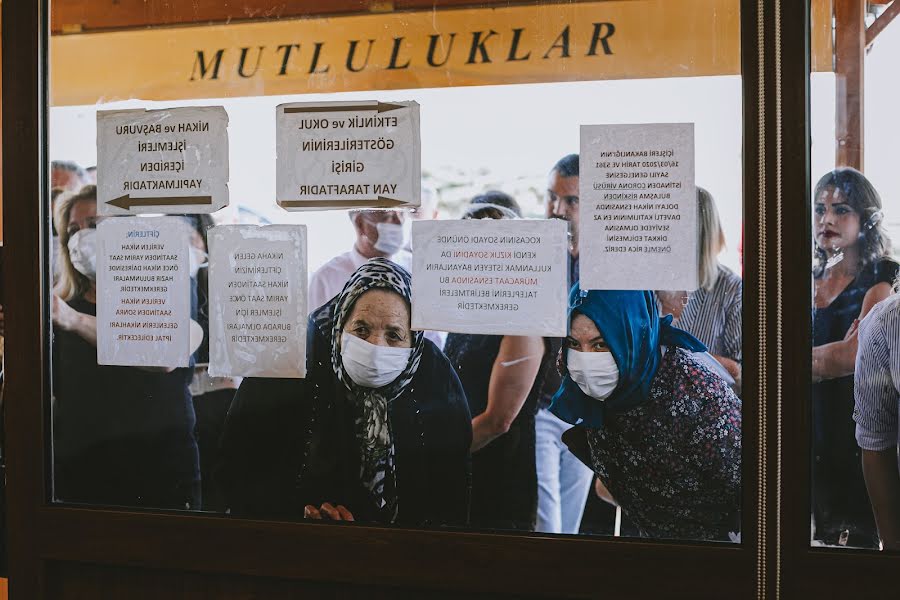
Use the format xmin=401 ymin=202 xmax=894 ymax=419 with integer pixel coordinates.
xmin=543 ymin=26 xmax=571 ymax=59
xmin=346 ymin=39 xmax=376 ymax=72
xmin=387 ymin=37 xmax=411 ymax=70
xmin=427 ymin=33 xmax=457 ymax=67
xmin=238 ymin=46 xmax=265 ymax=78
xmin=506 ymin=28 xmax=531 ymax=62
xmin=466 ymin=30 xmax=498 ymax=64
xmin=276 ymin=43 xmax=300 ymax=76
xmin=586 ymin=22 xmax=616 ymax=56
xmin=191 ymin=49 xmax=224 ymax=81
xmin=309 ymin=42 xmax=331 ymax=74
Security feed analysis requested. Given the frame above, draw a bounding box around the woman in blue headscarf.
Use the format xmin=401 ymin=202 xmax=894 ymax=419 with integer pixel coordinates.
xmin=552 ymin=285 xmax=742 ymax=541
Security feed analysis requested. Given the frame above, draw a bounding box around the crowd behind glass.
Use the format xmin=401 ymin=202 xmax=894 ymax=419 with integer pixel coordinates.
xmin=46 ymin=155 xmax=900 ymax=550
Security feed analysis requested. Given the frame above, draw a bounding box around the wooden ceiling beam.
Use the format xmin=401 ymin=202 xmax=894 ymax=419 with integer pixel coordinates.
xmin=50 ymin=0 xmax=590 ymax=34
xmin=866 ymin=0 xmax=900 ymax=46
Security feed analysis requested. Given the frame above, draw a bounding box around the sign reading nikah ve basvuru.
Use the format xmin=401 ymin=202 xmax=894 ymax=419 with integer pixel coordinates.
xmin=411 ymin=219 xmax=568 ymax=337
xmin=96 ymin=106 xmax=229 ymax=216
xmin=48 ymin=0 xmax=834 ymax=107
xmin=276 ymin=100 xmax=421 ymax=210
xmin=579 ymin=123 xmax=698 ymax=292
xmin=207 ymin=225 xmax=308 ymax=379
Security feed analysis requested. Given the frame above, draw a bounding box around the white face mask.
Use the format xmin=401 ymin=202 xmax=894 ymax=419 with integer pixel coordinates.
xmin=373 ymin=222 xmax=405 ymax=255
xmin=67 ymin=228 xmax=97 ymax=281
xmin=189 ymin=246 xmax=208 ymax=279
xmin=341 ymin=333 xmax=412 ymax=388
xmin=566 ymin=349 xmax=619 ymax=401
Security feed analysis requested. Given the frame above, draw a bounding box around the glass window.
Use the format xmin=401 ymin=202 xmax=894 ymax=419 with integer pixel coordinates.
xmin=48 ymin=0 xmax=746 ymax=543
xmin=809 ymin=0 xmax=900 ymax=551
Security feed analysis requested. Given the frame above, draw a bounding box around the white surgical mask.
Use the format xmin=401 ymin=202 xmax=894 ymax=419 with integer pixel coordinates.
xmin=67 ymin=228 xmax=97 ymax=281
xmin=341 ymin=332 xmax=412 ymax=388
xmin=373 ymin=222 xmax=405 ymax=255
xmin=189 ymin=246 xmax=208 ymax=279
xmin=566 ymin=349 xmax=619 ymax=401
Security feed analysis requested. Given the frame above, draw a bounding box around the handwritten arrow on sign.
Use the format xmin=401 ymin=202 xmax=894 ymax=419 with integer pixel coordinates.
xmin=106 ymin=194 xmax=213 ymax=211
xmin=278 ymin=197 xmax=406 ymax=209
xmin=283 ymin=102 xmax=405 ymax=114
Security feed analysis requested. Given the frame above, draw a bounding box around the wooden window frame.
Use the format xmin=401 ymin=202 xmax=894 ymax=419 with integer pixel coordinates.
xmin=0 ymin=0 xmax=796 ymax=596
xmin=778 ymin=0 xmax=900 ymax=596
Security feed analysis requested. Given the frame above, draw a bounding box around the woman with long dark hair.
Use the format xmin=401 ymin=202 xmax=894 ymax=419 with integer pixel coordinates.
xmin=811 ymin=167 xmax=897 ymax=547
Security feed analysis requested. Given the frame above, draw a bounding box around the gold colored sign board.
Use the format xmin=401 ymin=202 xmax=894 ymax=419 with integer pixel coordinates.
xmin=50 ymin=0 xmax=833 ymax=106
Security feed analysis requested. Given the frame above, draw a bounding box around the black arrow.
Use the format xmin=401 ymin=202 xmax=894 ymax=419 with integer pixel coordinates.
xmin=106 ymin=194 xmax=213 ymax=211
xmin=278 ymin=196 xmax=406 ymax=209
xmin=283 ymin=102 xmax=405 ymax=114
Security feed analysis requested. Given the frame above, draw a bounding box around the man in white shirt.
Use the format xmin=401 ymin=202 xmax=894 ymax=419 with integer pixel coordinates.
xmin=308 ymin=210 xmax=411 ymax=313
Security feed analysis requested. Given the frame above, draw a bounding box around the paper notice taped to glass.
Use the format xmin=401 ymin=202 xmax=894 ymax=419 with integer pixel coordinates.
xmin=207 ymin=225 xmax=308 ymax=378
xmin=579 ymin=122 xmax=698 ymax=291
xmin=96 ymin=216 xmax=193 ymax=367
xmin=411 ymin=219 xmax=568 ymax=336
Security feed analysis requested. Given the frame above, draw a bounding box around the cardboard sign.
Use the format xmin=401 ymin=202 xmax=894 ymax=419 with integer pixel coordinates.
xmin=276 ymin=100 xmax=420 ymax=210
xmin=96 ymin=217 xmax=192 ymax=367
xmin=207 ymin=225 xmax=308 ymax=378
xmin=411 ymin=219 xmax=568 ymax=336
xmin=97 ymin=106 xmax=229 ymax=215
xmin=579 ymin=123 xmax=697 ymax=291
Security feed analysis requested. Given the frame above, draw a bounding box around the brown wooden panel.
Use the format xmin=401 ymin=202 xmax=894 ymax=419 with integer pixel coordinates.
xmin=35 ymin=506 xmax=750 ymax=599
xmin=49 ymin=0 xmax=606 ymax=34
xmin=47 ymin=562 xmax=540 ymax=600
xmin=11 ymin=0 xmax=765 ymax=598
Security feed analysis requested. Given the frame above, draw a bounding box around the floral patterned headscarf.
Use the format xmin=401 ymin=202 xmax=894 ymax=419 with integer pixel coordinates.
xmin=329 ymin=258 xmax=424 ymax=521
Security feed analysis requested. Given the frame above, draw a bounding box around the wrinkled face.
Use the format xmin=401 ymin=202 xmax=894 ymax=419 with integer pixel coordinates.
xmin=545 ymin=171 xmax=580 ymax=254
xmin=342 ymin=289 xmax=412 ymax=348
xmin=67 ymin=198 xmax=99 ymax=236
xmin=814 ymin=186 xmax=861 ymax=253
xmin=566 ymin=313 xmax=610 ymax=353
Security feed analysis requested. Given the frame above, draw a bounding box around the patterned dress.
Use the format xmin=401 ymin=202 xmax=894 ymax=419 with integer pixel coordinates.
xmin=586 ymin=347 xmax=742 ymax=540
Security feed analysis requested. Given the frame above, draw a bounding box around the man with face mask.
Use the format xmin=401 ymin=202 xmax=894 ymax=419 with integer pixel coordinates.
xmin=308 ymin=210 xmax=411 ymax=313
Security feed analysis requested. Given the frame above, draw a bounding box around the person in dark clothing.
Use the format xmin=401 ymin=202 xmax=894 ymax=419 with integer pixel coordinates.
xmin=536 ymin=153 xmax=594 ymax=534
xmin=218 ymin=258 xmax=472 ymax=527
xmin=811 ymin=167 xmax=898 ymax=548
xmin=443 ymin=198 xmax=549 ymax=531
xmin=51 ymin=186 xmax=200 ymax=509
xmin=554 ymin=287 xmax=742 ymax=541
xmin=180 ymin=214 xmax=239 ymax=512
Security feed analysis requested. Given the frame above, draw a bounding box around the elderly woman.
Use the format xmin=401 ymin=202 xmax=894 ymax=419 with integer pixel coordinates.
xmin=553 ymin=286 xmax=742 ymax=541
xmin=218 ymin=258 xmax=472 ymax=526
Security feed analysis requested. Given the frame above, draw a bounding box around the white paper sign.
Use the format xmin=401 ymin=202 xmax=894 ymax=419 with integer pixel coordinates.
xmin=96 ymin=217 xmax=192 ymax=367
xmin=207 ymin=225 xmax=308 ymax=379
xmin=97 ymin=106 xmax=229 ymax=215
xmin=276 ymin=100 xmax=421 ymax=210
xmin=411 ymin=220 xmax=568 ymax=336
xmin=579 ymin=123 xmax=697 ymax=291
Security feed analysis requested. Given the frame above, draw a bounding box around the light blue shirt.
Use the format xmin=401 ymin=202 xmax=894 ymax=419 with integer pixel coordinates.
xmin=854 ymin=293 xmax=900 ymax=452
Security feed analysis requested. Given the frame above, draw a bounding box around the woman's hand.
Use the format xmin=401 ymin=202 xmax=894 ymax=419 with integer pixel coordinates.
xmin=304 ymin=502 xmax=354 ymax=521
xmin=594 ymin=478 xmax=618 ymax=506
xmin=51 ymin=294 xmax=78 ymax=332
xmin=51 ymin=295 xmax=98 ymax=347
